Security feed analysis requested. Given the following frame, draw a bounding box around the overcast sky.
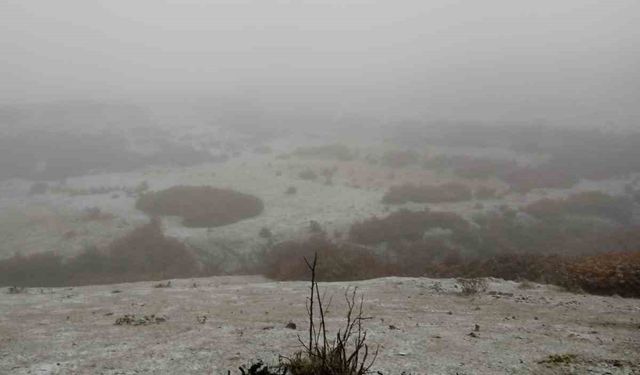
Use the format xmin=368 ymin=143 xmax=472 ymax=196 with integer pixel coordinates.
xmin=1 ymin=0 xmax=639 ymax=127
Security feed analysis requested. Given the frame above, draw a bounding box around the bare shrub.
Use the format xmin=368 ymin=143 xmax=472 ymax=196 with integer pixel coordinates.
xmin=114 ymin=314 xmax=167 ymax=326
xmin=233 ymin=254 xmax=378 ymax=374
xmin=456 ymin=278 xmax=488 ymax=295
xmin=280 ymin=254 xmax=378 ymax=374
xmin=136 ymin=185 xmax=264 ymax=227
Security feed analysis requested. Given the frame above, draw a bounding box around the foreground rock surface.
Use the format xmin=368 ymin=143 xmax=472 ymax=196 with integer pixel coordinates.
xmin=1 ymin=276 xmax=639 ymax=374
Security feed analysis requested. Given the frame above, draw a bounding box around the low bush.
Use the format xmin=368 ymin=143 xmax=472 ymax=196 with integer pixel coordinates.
xmin=263 ymin=236 xmax=392 ymax=281
xmin=349 ymin=209 xmax=469 ymax=245
xmin=503 ymin=165 xmax=579 ymax=193
xmin=0 ymin=219 xmax=200 ymax=287
xmin=456 ymin=277 xmax=488 ymax=295
xmin=566 ymin=251 xmax=640 ymax=297
xmin=136 ymin=185 xmax=264 ymax=228
xmin=523 ymin=191 xmax=633 ymax=225
xmin=433 ymin=254 xmax=571 ymax=286
xmin=382 ymin=182 xmax=472 ymax=204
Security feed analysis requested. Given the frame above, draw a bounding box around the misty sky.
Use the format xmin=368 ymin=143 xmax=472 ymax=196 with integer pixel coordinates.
xmin=1 ymin=0 xmax=639 ymax=126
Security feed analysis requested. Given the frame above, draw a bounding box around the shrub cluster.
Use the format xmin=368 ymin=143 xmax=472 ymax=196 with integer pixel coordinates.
xmin=382 ymin=182 xmax=473 ymax=204
xmin=263 ymin=201 xmax=640 ymax=297
xmin=523 ymin=191 xmax=633 ymax=225
xmin=0 ymin=219 xmax=199 ymax=287
xmin=262 ymin=236 xmax=392 ymax=282
xmin=503 ymin=165 xmax=579 ymax=193
xmin=136 ymin=185 xmax=264 ymax=227
xmin=566 ymin=251 xmax=640 ymax=297
xmin=349 ymin=209 xmax=468 ymax=245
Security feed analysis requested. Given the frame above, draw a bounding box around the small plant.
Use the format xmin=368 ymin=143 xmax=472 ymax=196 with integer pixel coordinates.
xmin=114 ymin=314 xmax=167 ymax=326
xmin=456 ymin=278 xmax=488 ymax=296
xmin=153 ymin=281 xmax=172 ymax=288
xmin=280 ymin=254 xmax=378 ymax=374
xmin=538 ymin=353 xmax=578 ymax=366
xmin=237 ymin=361 xmax=286 ymax=375
xmin=232 ymin=254 xmax=379 ymax=374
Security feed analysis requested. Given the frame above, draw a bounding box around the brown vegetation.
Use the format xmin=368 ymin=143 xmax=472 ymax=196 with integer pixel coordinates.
xmin=349 ymin=209 xmax=468 ymax=245
xmin=502 ymin=165 xmax=579 ymax=193
xmin=566 ymin=251 xmax=640 ymax=297
xmin=136 ymin=185 xmax=264 ymax=227
xmin=0 ymin=219 xmax=199 ymax=287
xmin=523 ymin=191 xmax=633 ymax=225
xmin=263 ymin=236 xmax=391 ymax=282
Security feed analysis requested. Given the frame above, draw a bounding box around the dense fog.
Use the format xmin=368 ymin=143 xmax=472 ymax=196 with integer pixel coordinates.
xmin=2 ymin=1 xmax=640 ymax=373
xmin=2 ymin=0 xmax=640 ymax=127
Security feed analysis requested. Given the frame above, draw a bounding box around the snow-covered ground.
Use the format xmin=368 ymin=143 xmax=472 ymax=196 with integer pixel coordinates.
xmin=0 ymin=276 xmax=638 ymax=374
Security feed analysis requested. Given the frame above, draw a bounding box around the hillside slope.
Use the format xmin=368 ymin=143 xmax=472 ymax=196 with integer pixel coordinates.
xmin=1 ymin=276 xmax=638 ymax=374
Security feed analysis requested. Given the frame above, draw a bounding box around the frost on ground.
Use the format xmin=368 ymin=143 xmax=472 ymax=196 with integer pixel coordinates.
xmin=1 ymin=276 xmax=638 ymax=374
